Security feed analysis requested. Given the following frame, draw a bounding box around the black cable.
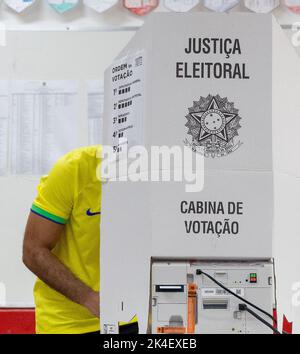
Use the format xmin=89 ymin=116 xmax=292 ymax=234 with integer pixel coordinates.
xmin=197 ymin=269 xmax=276 ymax=325
xmin=239 ymin=304 xmax=281 ymax=335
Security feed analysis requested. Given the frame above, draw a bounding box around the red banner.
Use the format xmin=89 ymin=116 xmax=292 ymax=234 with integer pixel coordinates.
xmin=282 ymin=315 xmax=293 ymax=334
xmin=0 ymin=308 xmax=35 ymax=334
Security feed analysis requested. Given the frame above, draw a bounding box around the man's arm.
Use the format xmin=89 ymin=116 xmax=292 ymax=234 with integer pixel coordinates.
xmin=23 ymin=212 xmax=99 ymax=318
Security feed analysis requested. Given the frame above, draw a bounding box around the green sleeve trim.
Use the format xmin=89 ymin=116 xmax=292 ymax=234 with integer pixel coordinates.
xmin=31 ymin=204 xmax=67 ymax=225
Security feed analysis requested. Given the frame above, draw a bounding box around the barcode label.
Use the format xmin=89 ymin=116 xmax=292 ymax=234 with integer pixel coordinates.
xmin=202 ymin=288 xmax=244 ymax=297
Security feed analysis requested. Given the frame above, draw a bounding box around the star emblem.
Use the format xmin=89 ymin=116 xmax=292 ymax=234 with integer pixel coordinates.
xmin=190 ymin=97 xmax=237 ymax=143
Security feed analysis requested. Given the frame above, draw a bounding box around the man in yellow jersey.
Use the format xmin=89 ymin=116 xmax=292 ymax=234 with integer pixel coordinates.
xmin=22 ymin=146 xmax=101 ymax=334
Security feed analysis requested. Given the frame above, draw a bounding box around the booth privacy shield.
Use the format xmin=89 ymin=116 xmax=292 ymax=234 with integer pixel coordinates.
xmin=100 ymin=13 xmax=300 ymax=333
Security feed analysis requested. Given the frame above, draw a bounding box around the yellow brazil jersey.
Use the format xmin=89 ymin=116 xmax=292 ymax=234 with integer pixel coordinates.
xmin=31 ymin=146 xmax=101 ymax=334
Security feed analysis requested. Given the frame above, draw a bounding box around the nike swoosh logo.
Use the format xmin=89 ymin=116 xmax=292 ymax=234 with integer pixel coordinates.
xmin=86 ymin=209 xmax=101 ymax=216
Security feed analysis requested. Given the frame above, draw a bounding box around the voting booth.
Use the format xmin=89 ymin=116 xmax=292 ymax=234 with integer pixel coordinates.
xmin=100 ymin=13 xmax=300 ymax=334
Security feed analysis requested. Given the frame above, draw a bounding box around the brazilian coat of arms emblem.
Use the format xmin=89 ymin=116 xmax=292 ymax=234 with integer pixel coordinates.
xmin=184 ymin=94 xmax=242 ymax=158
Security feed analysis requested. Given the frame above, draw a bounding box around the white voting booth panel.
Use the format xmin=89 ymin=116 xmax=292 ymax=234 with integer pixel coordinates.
xmin=100 ymin=13 xmax=300 ymax=333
